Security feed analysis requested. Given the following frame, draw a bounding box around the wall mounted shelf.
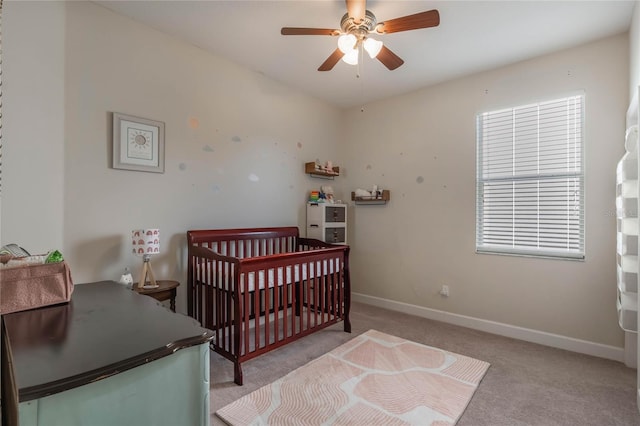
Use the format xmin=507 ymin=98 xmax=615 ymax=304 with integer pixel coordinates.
xmin=351 ymin=190 xmax=390 ymax=205
xmin=305 ymin=162 xmax=339 ymax=179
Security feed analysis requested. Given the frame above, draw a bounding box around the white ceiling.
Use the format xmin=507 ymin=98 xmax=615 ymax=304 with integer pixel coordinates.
xmin=95 ymin=0 xmax=635 ymax=108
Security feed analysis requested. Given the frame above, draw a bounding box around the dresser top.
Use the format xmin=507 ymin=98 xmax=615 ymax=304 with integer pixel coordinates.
xmin=3 ymin=281 xmax=213 ymax=402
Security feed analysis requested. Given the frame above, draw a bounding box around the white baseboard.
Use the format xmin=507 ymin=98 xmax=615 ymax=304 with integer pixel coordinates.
xmin=352 ymin=292 xmax=625 ymax=363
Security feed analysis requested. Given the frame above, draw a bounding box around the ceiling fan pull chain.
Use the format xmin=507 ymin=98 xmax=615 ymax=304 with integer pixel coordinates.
xmin=359 ymin=44 xmax=366 ymax=112
xmin=356 ymin=43 xmax=362 ymax=78
xmin=360 ymin=62 xmax=366 ymax=113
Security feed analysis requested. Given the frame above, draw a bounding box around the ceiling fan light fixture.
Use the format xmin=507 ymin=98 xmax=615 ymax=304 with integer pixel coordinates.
xmin=337 ymin=33 xmax=357 ymax=54
xmin=281 ymin=3 xmax=440 ymax=72
xmin=363 ymin=37 xmax=383 ymax=58
xmin=341 ymin=47 xmax=359 ymax=65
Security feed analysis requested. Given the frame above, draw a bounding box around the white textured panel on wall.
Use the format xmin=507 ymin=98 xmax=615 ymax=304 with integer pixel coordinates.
xmin=618 ymin=265 xmax=638 ymax=293
xmin=618 ymin=195 xmax=639 ymax=217
xmin=618 ymin=290 xmax=638 ymax=331
xmin=615 ymin=157 xmax=639 ymax=345
xmin=622 ymin=218 xmax=639 ymax=235
xmin=617 ymin=233 xmax=639 ymax=256
xmin=616 ymin=94 xmax=638 ymax=364
xmin=622 ymin=180 xmax=639 ymax=198
xmin=621 ymin=255 xmax=639 ymax=274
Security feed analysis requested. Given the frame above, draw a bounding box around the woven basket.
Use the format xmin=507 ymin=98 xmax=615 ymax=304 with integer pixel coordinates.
xmin=0 ymin=261 xmax=74 ymax=314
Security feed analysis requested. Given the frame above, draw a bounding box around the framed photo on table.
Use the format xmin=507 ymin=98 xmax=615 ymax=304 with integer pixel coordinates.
xmin=112 ymin=113 xmax=165 ymax=173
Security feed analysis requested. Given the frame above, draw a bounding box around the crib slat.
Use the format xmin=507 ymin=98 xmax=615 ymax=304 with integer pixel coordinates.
xmin=197 ymin=266 xmax=204 ymax=323
xmin=264 ymin=272 xmax=270 ymax=348
xmin=227 ymin=262 xmax=234 ymax=352
xmin=254 ymin=274 xmax=260 ymax=349
xmin=243 ymin=274 xmax=250 ymax=356
xmin=283 ymin=275 xmax=289 ymax=339
xmin=298 ymin=270 xmax=304 ymax=335
xmin=331 ymin=260 xmax=337 ymax=321
xmin=204 ymin=260 xmax=211 ymax=330
xmin=315 ymin=263 xmax=321 ymax=326
xmin=319 ymin=263 xmax=325 ymax=326
xmin=332 ymin=260 xmax=337 ymax=320
xmin=222 ymin=260 xmax=227 ymax=349
xmin=338 ymin=263 xmax=342 ymax=317
xmin=324 ymin=264 xmax=330 ymax=324
xmin=217 ymin=259 xmax=224 ymax=351
xmin=337 ymin=259 xmax=342 ymax=317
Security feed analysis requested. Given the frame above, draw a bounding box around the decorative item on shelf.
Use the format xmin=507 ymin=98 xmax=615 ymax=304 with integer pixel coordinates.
xmin=118 ymin=267 xmax=134 ymax=289
xmin=305 ymin=162 xmax=340 ymax=179
xmin=132 ymin=228 xmax=160 ymax=289
xmin=309 ymin=190 xmax=320 ymax=202
xmin=354 ymin=188 xmax=372 ymax=197
xmin=320 ymin=185 xmax=335 ymax=203
xmin=351 ymin=188 xmax=391 ymax=204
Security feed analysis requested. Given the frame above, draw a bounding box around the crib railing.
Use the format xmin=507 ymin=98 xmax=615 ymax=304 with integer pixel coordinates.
xmin=187 ymin=228 xmax=351 ymax=385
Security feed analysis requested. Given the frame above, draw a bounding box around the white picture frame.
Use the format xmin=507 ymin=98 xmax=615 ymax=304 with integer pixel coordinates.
xmin=112 ymin=112 xmax=165 ymax=173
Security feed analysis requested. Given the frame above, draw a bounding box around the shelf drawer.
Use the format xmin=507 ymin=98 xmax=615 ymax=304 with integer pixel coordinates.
xmin=325 ymin=206 xmax=346 ymax=223
xmin=325 ymin=227 xmax=346 ymax=244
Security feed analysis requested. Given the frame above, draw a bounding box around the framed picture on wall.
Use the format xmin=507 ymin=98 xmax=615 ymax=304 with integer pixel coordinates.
xmin=112 ymin=112 xmax=165 ymax=173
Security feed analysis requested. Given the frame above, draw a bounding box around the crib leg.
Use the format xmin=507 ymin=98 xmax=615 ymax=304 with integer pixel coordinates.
xmin=344 ymin=316 xmax=351 ymax=333
xmin=234 ymin=361 xmax=243 ymax=385
xmin=343 ymin=287 xmax=351 ymax=333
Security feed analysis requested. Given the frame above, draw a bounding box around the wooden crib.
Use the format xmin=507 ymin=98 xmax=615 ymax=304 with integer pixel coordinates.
xmin=187 ymin=227 xmax=351 ymax=385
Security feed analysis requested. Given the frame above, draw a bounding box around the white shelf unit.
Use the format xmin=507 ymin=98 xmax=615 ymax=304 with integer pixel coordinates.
xmin=618 ymin=91 xmax=639 ymax=371
xmin=628 ymin=88 xmax=640 ymax=414
xmin=306 ymin=203 xmax=347 ymax=244
xmin=617 ymin=142 xmax=638 ymax=332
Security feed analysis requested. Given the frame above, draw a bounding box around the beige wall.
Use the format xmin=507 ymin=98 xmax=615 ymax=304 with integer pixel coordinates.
xmin=1 ymin=1 xmax=632 ymax=349
xmin=631 ymin=1 xmax=640 ymax=98
xmin=3 ymin=2 xmax=343 ymax=312
xmin=2 ymin=1 xmax=65 ymax=250
xmin=342 ymin=34 xmax=629 ymax=347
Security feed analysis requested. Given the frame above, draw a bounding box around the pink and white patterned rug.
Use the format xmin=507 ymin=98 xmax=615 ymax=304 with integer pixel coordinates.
xmin=216 ymin=330 xmax=490 ymax=425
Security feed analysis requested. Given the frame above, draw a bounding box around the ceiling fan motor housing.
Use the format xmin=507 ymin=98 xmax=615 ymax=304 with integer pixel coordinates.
xmin=340 ymin=10 xmax=377 ymax=39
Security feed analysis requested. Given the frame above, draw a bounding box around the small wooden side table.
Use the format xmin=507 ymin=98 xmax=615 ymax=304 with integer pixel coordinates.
xmin=134 ymin=280 xmax=180 ymax=312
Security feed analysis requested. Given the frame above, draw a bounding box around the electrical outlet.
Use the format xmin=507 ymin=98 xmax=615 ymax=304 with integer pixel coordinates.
xmin=440 ymin=285 xmax=450 ymax=297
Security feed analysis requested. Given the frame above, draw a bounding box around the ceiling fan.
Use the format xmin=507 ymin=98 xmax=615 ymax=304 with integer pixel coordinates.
xmin=281 ymin=0 xmax=440 ymax=71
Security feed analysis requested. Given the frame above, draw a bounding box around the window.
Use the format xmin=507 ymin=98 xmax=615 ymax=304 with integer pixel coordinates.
xmin=476 ymin=95 xmax=584 ymax=259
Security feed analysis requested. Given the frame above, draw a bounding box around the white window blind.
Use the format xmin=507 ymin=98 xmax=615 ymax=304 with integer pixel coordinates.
xmin=476 ymin=95 xmax=584 ymax=259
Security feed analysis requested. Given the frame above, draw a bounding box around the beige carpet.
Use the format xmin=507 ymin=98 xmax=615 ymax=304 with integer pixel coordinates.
xmin=210 ymin=302 xmax=640 ymax=425
xmin=216 ymin=329 xmax=490 ymax=425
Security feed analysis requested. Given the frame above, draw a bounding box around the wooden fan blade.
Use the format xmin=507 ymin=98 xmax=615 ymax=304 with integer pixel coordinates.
xmin=281 ymin=27 xmax=340 ymax=36
xmin=377 ymin=45 xmax=404 ymax=70
xmin=346 ymin=0 xmax=366 ymax=23
xmin=318 ymin=48 xmax=345 ymax=71
xmin=375 ymin=9 xmax=440 ymax=34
